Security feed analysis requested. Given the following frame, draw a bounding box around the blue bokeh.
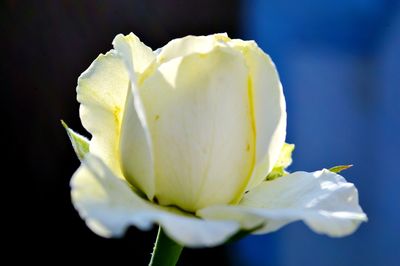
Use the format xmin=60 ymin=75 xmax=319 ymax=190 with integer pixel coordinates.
xmin=232 ymin=1 xmax=400 ymax=265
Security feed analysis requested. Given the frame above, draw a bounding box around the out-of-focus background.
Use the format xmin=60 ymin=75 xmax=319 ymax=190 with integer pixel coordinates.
xmin=4 ymin=1 xmax=399 ymax=265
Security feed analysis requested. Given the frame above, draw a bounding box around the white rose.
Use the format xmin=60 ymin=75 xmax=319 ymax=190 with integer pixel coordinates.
xmin=65 ymin=33 xmax=366 ymax=247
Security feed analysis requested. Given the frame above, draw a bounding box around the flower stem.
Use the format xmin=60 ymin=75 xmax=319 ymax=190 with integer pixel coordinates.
xmin=149 ymin=226 xmax=183 ymax=266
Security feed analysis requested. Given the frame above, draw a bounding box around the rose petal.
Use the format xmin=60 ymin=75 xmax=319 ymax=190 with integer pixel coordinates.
xmin=156 ymin=33 xmax=231 ymax=64
xmin=112 ymin=33 xmax=155 ymax=76
xmin=71 ymin=154 xmax=240 ymax=247
xmin=112 ymin=33 xmax=156 ymax=198
xmin=229 ymin=39 xmax=287 ymax=190
xmin=77 ymin=50 xmax=129 ymax=177
xmin=78 ymin=33 xmax=155 ymax=180
xmin=198 ymin=170 xmax=367 ymax=237
xmin=139 ymin=46 xmax=255 ymax=211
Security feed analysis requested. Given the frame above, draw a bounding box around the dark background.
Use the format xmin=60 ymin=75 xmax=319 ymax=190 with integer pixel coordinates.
xmin=4 ymin=1 xmax=400 ymax=265
xmin=3 ymin=1 xmax=238 ymax=265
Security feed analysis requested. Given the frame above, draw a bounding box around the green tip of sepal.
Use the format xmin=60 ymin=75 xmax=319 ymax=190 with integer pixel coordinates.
xmin=328 ymin=164 xmax=353 ymax=174
xmin=61 ymin=120 xmax=90 ymax=161
xmin=266 ymin=143 xmax=295 ymax=180
xmin=61 ymin=119 xmax=68 ymax=129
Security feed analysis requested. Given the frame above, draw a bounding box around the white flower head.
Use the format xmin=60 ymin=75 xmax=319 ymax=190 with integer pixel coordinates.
xmin=65 ymin=33 xmax=367 ymax=247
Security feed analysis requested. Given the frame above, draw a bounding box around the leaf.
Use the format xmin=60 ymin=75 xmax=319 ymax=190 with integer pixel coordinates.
xmin=61 ymin=120 xmax=89 ymax=161
xmin=266 ymin=143 xmax=295 ymax=180
xmin=328 ymin=164 xmax=353 ymax=173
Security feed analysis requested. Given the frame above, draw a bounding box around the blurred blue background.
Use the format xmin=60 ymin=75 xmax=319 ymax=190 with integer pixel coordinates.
xmin=233 ymin=1 xmax=400 ymax=265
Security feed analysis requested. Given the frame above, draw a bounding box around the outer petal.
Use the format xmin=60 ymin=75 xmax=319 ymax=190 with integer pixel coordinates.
xmin=77 ymin=50 xmax=129 ymax=177
xmin=229 ymin=40 xmax=287 ymax=190
xmin=156 ymin=33 xmax=231 ymax=64
xmin=78 ymin=34 xmax=155 ymax=178
xmin=198 ymin=170 xmax=367 ymax=237
xmin=112 ymin=33 xmax=155 ymax=76
xmin=71 ymin=154 xmax=240 ymax=247
xmin=112 ymin=33 xmax=156 ymax=199
xmin=139 ymin=45 xmax=255 ymax=212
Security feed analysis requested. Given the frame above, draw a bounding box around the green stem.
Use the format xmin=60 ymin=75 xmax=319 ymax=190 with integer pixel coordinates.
xmin=149 ymin=226 xmax=183 ymax=266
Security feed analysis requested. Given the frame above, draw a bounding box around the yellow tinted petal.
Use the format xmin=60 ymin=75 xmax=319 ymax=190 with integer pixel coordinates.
xmin=112 ymin=33 xmax=156 ymax=199
xmin=140 ymin=46 xmax=255 ymax=212
xmin=229 ymin=39 xmax=287 ymax=189
xmin=157 ymin=33 xmax=231 ymax=64
xmin=71 ymin=154 xmax=240 ymax=247
xmin=119 ymin=86 xmax=155 ymax=199
xmin=198 ymin=170 xmax=367 ymax=236
xmin=112 ymin=33 xmax=155 ymax=76
xmin=77 ymin=50 xmax=129 ymax=176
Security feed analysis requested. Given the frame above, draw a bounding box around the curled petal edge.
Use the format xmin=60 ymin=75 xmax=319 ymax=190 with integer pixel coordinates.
xmin=71 ymin=154 xmax=240 ymax=247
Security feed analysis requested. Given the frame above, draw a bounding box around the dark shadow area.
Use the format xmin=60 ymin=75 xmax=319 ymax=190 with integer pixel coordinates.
xmin=2 ymin=1 xmax=238 ymax=264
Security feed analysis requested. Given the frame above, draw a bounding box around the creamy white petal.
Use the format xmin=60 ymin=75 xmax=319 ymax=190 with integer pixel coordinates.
xmin=156 ymin=33 xmax=231 ymax=64
xmin=117 ymin=86 xmax=155 ymax=199
xmin=229 ymin=40 xmax=287 ymax=190
xmin=112 ymin=33 xmax=156 ymax=199
xmin=198 ymin=170 xmax=367 ymax=237
xmin=139 ymin=46 xmax=255 ymax=212
xmin=77 ymin=50 xmax=129 ymax=177
xmin=71 ymin=154 xmax=240 ymax=247
xmin=112 ymin=33 xmax=155 ymax=77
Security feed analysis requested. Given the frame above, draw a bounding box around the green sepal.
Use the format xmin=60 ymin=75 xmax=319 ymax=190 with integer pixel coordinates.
xmin=328 ymin=164 xmax=353 ymax=174
xmin=266 ymin=143 xmax=295 ymax=180
xmin=61 ymin=120 xmax=89 ymax=161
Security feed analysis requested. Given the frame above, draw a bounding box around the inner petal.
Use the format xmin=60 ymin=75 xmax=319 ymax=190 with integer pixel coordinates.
xmin=139 ymin=47 xmax=255 ymax=212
